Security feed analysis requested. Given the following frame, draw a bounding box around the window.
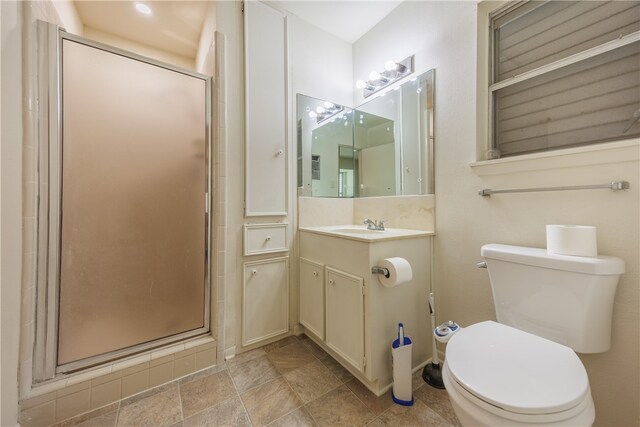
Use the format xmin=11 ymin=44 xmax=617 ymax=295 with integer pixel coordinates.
xmin=489 ymin=1 xmax=640 ymax=158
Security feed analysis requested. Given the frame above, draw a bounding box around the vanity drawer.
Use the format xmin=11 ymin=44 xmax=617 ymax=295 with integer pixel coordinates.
xmin=244 ymin=223 xmax=288 ymax=256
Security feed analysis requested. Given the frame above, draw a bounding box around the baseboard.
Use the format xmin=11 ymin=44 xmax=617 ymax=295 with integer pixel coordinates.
xmin=293 ymin=323 xmax=305 ymax=336
xmin=223 ymin=346 xmax=236 ymax=360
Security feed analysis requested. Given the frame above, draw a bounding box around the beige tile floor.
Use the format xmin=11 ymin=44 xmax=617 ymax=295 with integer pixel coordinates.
xmin=53 ymin=335 xmax=460 ymax=427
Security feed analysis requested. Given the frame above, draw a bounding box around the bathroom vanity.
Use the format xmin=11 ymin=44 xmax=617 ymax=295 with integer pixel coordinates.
xmin=298 ymin=225 xmax=433 ymax=396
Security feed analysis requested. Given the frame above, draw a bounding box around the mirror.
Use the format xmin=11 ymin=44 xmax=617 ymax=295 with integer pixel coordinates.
xmin=296 ymin=95 xmax=355 ymax=197
xmin=297 ymin=69 xmax=434 ymax=197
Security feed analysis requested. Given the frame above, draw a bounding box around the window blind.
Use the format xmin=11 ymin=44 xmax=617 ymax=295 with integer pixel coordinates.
xmin=492 ymin=1 xmax=640 ymax=157
xmin=496 ymin=1 xmax=640 ymax=82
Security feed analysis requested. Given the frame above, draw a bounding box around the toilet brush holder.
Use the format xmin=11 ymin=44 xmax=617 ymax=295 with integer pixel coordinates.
xmin=391 ymin=323 xmax=414 ymax=406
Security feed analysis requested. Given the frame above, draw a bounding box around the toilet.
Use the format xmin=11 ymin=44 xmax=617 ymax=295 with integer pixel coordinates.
xmin=442 ymin=244 xmax=625 ymax=427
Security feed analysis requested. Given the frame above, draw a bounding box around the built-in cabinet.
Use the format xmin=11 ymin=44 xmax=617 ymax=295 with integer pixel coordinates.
xmin=299 ymin=229 xmax=431 ymax=396
xmin=241 ymin=1 xmax=290 ymax=349
xmin=300 ymin=260 xmax=365 ymax=373
xmin=242 ymin=257 xmax=289 ymax=346
xmin=325 ymin=267 xmax=365 ymax=373
xmin=244 ymin=0 xmax=287 ymax=216
xmin=299 ymin=258 xmax=325 ymax=339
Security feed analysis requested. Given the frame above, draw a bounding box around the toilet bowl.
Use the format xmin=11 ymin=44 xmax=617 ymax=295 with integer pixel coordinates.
xmin=442 ymin=321 xmax=595 ymax=427
xmin=439 ymin=244 xmax=624 ymax=427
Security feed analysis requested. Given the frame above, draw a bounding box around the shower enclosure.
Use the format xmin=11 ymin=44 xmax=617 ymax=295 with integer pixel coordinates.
xmin=34 ymin=22 xmax=212 ymax=379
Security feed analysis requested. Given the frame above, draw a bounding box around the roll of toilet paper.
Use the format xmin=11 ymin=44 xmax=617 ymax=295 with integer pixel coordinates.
xmin=378 ymin=257 xmax=413 ymax=288
xmin=546 ymin=225 xmax=598 ymax=257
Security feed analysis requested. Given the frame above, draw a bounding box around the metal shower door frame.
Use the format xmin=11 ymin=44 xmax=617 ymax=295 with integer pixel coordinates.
xmin=33 ymin=21 xmax=213 ymax=381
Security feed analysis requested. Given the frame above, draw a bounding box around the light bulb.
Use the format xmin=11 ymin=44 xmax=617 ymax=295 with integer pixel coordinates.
xmin=324 ymin=101 xmax=334 ymax=109
xmin=308 ymin=111 xmax=317 ymax=118
xmin=369 ymin=71 xmax=381 ymax=81
xmin=385 ymin=60 xmax=397 ymax=71
xmin=316 ymin=106 xmax=325 ymax=114
xmin=356 ymin=80 xmax=367 ymax=89
xmin=134 ymin=2 xmax=152 ymax=15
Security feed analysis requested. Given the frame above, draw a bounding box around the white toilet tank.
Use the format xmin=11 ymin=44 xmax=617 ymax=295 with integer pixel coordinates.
xmin=481 ymin=244 xmax=625 ymax=353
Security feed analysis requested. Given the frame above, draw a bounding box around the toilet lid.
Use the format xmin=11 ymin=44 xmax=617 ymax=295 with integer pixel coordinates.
xmin=446 ymin=321 xmax=589 ymax=415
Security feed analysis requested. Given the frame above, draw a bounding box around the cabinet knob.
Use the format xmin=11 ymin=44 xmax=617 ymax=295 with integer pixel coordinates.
xmin=275 ymin=149 xmax=284 ymax=157
xmin=313 ymin=271 xmax=318 ymax=277
xmin=251 ymin=269 xmax=258 ymax=275
xmin=265 ymin=235 xmax=271 ymax=241
xmin=329 ymin=279 xmax=335 ymax=285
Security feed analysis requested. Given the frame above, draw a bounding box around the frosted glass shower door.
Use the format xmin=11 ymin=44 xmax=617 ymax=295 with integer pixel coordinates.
xmin=57 ymin=39 xmax=210 ymax=369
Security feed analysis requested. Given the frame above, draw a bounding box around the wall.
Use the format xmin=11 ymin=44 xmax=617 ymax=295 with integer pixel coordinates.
xmin=83 ymin=27 xmax=195 ymax=70
xmin=50 ymin=0 xmax=82 ymax=35
xmin=353 ymin=2 xmax=640 ymax=426
xmin=1 ymin=2 xmax=24 ymax=425
xmin=215 ymin=1 xmax=353 ymax=357
xmin=195 ymin=2 xmax=216 ymax=75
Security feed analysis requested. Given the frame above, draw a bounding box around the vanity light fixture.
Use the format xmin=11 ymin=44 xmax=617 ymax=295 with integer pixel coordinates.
xmin=134 ymin=2 xmax=152 ymax=15
xmin=308 ymin=102 xmax=344 ymax=124
xmin=356 ymin=55 xmax=414 ymax=98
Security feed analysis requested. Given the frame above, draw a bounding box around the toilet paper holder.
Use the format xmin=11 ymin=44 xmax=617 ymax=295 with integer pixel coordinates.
xmin=371 ymin=266 xmax=390 ymax=278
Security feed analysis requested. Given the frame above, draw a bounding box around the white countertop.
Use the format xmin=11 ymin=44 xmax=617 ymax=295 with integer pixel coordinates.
xmin=299 ymin=225 xmax=434 ymax=242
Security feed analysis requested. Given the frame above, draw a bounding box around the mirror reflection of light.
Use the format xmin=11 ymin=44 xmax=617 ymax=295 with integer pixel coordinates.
xmin=324 ymin=101 xmax=334 ymax=109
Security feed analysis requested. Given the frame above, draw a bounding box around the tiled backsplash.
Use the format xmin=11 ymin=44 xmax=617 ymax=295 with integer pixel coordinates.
xmin=19 ymin=339 xmax=216 ymax=427
xmin=298 ymin=195 xmax=435 ymax=231
xmin=297 ymin=197 xmax=354 ymax=227
xmin=353 ymin=195 xmax=435 ymax=231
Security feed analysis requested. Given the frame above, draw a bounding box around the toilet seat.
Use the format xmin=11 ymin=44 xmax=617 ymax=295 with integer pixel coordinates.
xmin=445 ymin=321 xmax=590 ymax=416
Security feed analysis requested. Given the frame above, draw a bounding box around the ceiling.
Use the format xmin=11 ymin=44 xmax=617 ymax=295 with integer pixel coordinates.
xmin=72 ymin=0 xmax=402 ymax=60
xmin=74 ymin=1 xmax=209 ymax=59
xmin=271 ymin=1 xmax=402 ymax=43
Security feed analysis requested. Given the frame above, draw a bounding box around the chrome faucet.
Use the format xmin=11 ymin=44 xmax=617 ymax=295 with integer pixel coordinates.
xmin=364 ymin=219 xmax=386 ymax=231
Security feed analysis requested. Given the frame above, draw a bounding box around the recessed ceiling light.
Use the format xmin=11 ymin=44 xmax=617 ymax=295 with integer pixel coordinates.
xmin=134 ymin=2 xmax=152 ymax=15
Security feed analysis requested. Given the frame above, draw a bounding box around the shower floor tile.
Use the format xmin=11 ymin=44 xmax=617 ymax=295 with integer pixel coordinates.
xmin=53 ymin=335 xmax=460 ymax=427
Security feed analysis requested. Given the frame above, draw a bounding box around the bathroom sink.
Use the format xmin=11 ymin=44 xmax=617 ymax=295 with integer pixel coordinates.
xmin=299 ymin=225 xmax=433 ymax=242
xmin=332 ymin=228 xmax=385 ymax=235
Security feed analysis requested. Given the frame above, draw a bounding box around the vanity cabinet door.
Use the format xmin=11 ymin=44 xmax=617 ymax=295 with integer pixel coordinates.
xmin=325 ymin=267 xmax=365 ymax=373
xmin=244 ymin=1 xmax=287 ymax=216
xmin=299 ymin=258 xmax=325 ymax=340
xmin=242 ymin=257 xmax=289 ymax=346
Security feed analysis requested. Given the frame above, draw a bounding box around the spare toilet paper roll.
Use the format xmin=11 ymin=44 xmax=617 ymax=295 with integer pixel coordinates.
xmin=546 ymin=225 xmax=597 ymax=257
xmin=378 ymin=257 xmax=413 ymax=288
